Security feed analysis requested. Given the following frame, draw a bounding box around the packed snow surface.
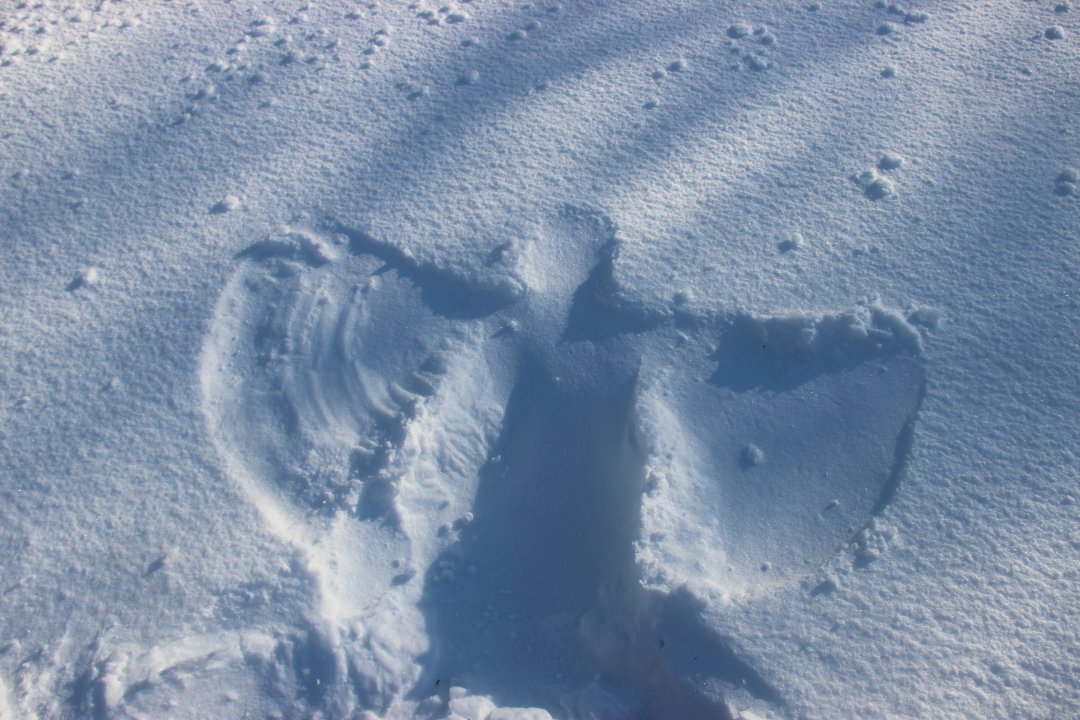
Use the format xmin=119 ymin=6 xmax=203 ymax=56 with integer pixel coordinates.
xmin=0 ymin=1 xmax=1078 ymax=719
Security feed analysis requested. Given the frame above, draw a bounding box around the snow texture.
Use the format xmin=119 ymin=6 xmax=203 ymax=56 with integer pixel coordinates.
xmin=0 ymin=1 xmax=1078 ymax=719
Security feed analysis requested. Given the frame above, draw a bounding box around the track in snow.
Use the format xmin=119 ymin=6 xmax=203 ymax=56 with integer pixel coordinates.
xmin=198 ymin=205 xmax=926 ymax=717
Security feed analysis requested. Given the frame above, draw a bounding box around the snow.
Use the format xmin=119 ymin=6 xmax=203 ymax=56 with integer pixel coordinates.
xmin=0 ymin=0 xmax=1078 ymax=718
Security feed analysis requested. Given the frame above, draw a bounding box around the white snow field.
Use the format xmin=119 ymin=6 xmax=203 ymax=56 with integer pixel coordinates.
xmin=0 ymin=0 xmax=1078 ymax=718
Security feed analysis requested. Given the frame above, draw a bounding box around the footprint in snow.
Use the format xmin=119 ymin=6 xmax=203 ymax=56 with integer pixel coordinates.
xmin=200 ymin=206 xmax=927 ymax=716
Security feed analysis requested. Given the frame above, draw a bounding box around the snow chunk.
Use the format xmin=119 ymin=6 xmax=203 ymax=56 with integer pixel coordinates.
xmin=457 ymin=69 xmax=480 ymax=86
xmin=1055 ymin=168 xmax=1077 ymax=196
xmin=878 ymin=151 xmax=904 ymax=171
xmin=727 ymin=22 xmax=752 ymax=39
xmin=210 ymin=194 xmax=241 ymax=213
xmin=741 ymin=443 xmax=765 ymax=467
xmin=67 ymin=267 xmax=99 ymax=291
xmin=852 ymin=168 xmax=896 ymax=200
